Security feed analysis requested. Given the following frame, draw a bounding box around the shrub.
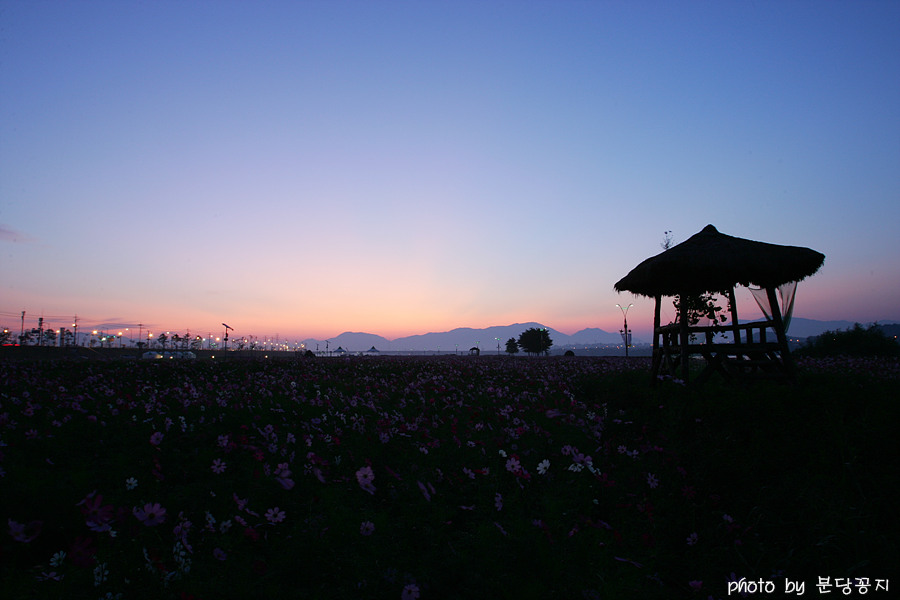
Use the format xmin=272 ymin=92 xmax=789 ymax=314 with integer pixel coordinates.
xmin=797 ymin=323 xmax=900 ymax=357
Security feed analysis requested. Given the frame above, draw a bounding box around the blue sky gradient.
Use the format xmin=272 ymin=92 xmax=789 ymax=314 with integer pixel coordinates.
xmin=2 ymin=1 xmax=898 ymax=340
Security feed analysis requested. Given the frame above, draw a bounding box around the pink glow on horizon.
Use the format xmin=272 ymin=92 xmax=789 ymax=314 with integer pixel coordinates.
xmin=5 ymin=279 xmax=856 ymax=344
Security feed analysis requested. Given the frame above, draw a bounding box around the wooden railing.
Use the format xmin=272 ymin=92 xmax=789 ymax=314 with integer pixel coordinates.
xmin=652 ymin=319 xmax=795 ymax=384
xmin=655 ymin=320 xmax=780 ymax=346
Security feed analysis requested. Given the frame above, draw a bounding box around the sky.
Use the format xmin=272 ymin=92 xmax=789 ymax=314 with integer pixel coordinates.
xmin=2 ymin=0 xmax=899 ymax=342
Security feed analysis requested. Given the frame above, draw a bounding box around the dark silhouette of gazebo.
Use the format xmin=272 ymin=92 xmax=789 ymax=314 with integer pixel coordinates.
xmin=615 ymin=225 xmax=825 ymax=384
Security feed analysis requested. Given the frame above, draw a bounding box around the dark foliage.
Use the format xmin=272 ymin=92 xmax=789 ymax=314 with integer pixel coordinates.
xmin=798 ymin=322 xmax=900 ymax=357
xmin=517 ymin=327 xmax=552 ymax=355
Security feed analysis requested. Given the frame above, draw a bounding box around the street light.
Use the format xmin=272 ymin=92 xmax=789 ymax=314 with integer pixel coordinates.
xmin=616 ymin=303 xmax=633 ymax=358
xmin=222 ymin=323 xmax=233 ymax=351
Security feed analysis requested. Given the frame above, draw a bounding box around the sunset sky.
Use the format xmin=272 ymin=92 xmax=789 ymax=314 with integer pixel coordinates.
xmin=2 ymin=1 xmax=899 ymax=342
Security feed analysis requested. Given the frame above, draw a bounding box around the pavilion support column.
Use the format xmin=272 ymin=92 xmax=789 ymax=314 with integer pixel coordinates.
xmin=651 ymin=295 xmax=662 ymax=381
xmin=728 ymin=287 xmax=741 ymax=345
xmin=679 ymin=291 xmax=690 ymax=383
xmin=766 ymin=286 xmax=796 ymax=380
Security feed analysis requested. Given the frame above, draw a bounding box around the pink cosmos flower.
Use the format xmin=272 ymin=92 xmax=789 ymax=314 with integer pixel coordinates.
xmin=133 ymin=503 xmax=166 ymax=526
xmin=78 ymin=492 xmax=115 ymax=532
xmin=401 ymin=583 xmax=420 ymax=600
xmin=686 ymin=532 xmax=698 ymax=546
xmin=265 ymin=507 xmax=286 ymax=524
xmin=573 ymin=452 xmax=592 ymax=465
xmin=8 ymin=518 xmax=42 ymax=543
xmin=211 ymin=459 xmax=227 ymax=474
xmin=275 ymin=463 xmax=295 ymax=489
xmin=360 ymin=521 xmax=375 ymax=536
xmin=149 ymin=431 xmax=163 ymax=446
xmin=69 ymin=536 xmax=96 ymax=567
xmin=356 ymin=466 xmax=376 ymax=495
xmin=647 ymin=473 xmax=659 ymax=489
xmin=213 ymin=547 xmax=227 ymax=561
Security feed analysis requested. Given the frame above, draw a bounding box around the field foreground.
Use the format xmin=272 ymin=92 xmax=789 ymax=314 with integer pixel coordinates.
xmin=1 ymin=356 xmax=897 ymax=599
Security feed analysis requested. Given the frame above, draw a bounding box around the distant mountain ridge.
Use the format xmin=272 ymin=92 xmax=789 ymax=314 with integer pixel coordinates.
xmin=302 ymin=322 xmax=624 ymax=353
xmin=299 ymin=318 xmax=899 ymax=353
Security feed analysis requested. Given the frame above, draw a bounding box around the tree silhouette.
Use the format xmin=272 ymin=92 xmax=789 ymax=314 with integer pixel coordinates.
xmin=41 ymin=328 xmax=58 ymax=346
xmin=798 ymin=323 xmax=900 ymax=357
xmin=517 ymin=328 xmax=552 ymax=356
xmin=505 ymin=337 xmax=519 ymax=355
xmin=58 ymin=327 xmax=74 ymax=347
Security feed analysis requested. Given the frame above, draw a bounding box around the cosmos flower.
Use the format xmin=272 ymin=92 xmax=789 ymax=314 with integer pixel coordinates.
xmin=8 ymin=518 xmax=42 ymax=543
xmin=265 ymin=507 xmax=286 ymax=524
xmin=356 ymin=466 xmax=376 ymax=495
xmin=133 ymin=503 xmax=166 ymax=526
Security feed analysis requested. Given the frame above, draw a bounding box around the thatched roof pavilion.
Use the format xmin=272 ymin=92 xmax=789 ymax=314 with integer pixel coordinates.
xmin=615 ymin=225 xmax=825 ymax=384
xmin=615 ymin=224 xmax=825 ymax=297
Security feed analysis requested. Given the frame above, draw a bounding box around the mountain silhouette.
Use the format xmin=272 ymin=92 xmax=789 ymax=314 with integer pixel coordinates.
xmin=297 ymin=318 xmax=900 ymax=353
xmin=302 ymin=322 xmax=623 ymax=353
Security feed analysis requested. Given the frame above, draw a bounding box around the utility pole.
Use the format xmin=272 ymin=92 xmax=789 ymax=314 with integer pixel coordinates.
xmin=20 ymin=311 xmax=25 ymax=341
xmin=73 ymin=315 xmax=78 ymax=347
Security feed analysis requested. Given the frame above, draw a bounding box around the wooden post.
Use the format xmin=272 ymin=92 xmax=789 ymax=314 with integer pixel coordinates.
xmin=766 ymin=286 xmax=796 ymax=380
xmin=728 ymin=287 xmax=741 ymax=345
xmin=679 ymin=291 xmax=690 ymax=382
xmin=651 ymin=295 xmax=662 ymax=380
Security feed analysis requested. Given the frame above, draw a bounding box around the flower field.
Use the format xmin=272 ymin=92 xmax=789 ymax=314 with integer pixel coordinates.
xmin=1 ymin=356 xmax=897 ymax=599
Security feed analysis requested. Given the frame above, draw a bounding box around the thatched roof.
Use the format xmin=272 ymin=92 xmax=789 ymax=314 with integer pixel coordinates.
xmin=614 ymin=225 xmax=825 ymax=297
